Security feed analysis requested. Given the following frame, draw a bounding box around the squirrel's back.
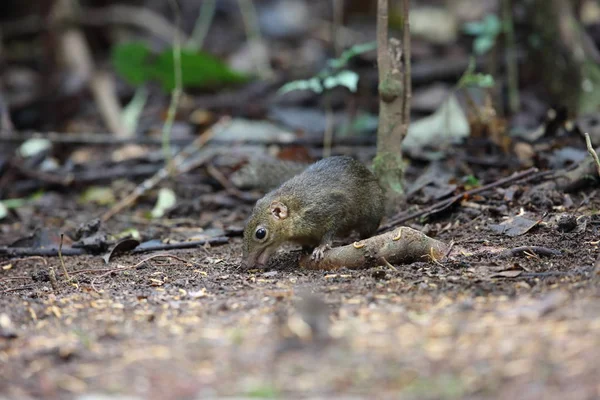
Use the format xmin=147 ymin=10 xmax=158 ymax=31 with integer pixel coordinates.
xmin=267 ymin=156 xmax=384 ymax=238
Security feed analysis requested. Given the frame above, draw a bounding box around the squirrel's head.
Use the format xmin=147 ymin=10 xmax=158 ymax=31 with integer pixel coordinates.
xmin=242 ymin=199 xmax=289 ymax=269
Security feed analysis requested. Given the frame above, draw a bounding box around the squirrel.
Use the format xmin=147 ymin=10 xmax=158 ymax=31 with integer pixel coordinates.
xmin=242 ymin=155 xmax=385 ymax=269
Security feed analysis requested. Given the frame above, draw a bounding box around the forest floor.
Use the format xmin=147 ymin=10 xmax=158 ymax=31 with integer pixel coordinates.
xmin=1 ymin=174 xmax=599 ymax=400
xmin=1 ymin=2 xmax=599 ymax=397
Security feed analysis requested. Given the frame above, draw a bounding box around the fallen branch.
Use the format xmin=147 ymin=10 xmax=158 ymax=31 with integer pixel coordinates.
xmin=299 ymin=227 xmax=447 ymax=270
xmin=0 ymin=237 xmax=228 ymax=260
xmin=101 ymin=118 xmax=230 ymax=222
xmin=498 ymin=246 xmax=562 ymax=258
xmin=131 ymin=237 xmax=229 ymax=253
xmin=0 ymin=246 xmax=86 ymax=258
xmin=584 ymin=132 xmax=600 ymax=178
xmin=58 ymin=234 xmax=71 ymax=281
xmin=0 ymin=285 xmax=36 ymax=294
xmin=379 ymin=167 xmax=540 ymax=231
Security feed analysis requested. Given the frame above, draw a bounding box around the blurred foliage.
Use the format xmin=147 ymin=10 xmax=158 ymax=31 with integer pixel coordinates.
xmin=458 ymin=58 xmax=495 ymax=89
xmin=150 ymin=188 xmax=177 ymax=219
xmin=463 ymin=175 xmax=481 ymax=189
xmin=112 ymin=42 xmax=249 ymax=91
xmin=278 ymin=41 xmax=376 ymax=95
xmin=79 ymin=186 xmax=116 ymax=206
xmin=0 ymin=192 xmax=43 ymax=220
xmin=18 ymin=138 xmax=51 ymax=158
xmin=463 ymin=14 xmax=501 ymax=55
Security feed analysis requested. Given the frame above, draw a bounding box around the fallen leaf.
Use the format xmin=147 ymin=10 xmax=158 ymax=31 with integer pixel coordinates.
xmin=151 ymin=188 xmax=177 ymax=219
xmin=403 ymin=93 xmax=470 ymax=154
xmin=489 ymin=215 xmax=541 ymax=237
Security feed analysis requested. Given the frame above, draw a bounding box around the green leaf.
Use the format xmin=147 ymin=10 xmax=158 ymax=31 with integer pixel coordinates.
xmin=278 ymin=77 xmax=323 ymax=95
xmin=112 ymin=42 xmax=153 ymax=87
xmin=153 ymin=48 xmax=248 ymax=91
xmin=460 ymin=73 xmax=495 ymax=88
xmin=323 ymin=70 xmax=359 ymax=92
xmin=474 ymin=36 xmax=495 ymax=55
xmin=328 ymin=41 xmax=377 ymax=70
xmin=246 ymin=384 xmax=279 ymax=398
xmin=151 ymin=188 xmax=177 ymax=219
xmin=482 ymin=14 xmax=501 ymax=36
xmin=112 ymin=42 xmax=249 ymax=91
xmin=463 ymin=14 xmax=501 ymax=55
xmin=464 ymin=175 xmax=480 ymax=187
xmin=279 ymin=41 xmax=374 ymax=95
xmin=464 ymin=14 xmax=501 ymax=37
xmin=2 ymin=198 xmax=27 ymax=209
xmin=463 ymin=21 xmax=484 ymax=36
xmin=457 ymin=58 xmax=495 ymax=88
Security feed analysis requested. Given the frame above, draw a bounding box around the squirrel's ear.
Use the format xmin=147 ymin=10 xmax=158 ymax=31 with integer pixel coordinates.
xmin=270 ymin=201 xmax=288 ymax=220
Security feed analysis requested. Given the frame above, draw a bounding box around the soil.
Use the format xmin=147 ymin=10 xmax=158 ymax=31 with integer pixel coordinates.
xmin=1 ymin=176 xmax=599 ymax=400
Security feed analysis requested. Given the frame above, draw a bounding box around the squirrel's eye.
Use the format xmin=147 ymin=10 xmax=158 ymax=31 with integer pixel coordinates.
xmin=255 ymin=227 xmax=267 ymax=240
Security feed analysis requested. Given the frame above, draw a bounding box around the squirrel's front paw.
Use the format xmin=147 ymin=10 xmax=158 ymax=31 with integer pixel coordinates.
xmin=310 ymin=244 xmax=331 ymax=262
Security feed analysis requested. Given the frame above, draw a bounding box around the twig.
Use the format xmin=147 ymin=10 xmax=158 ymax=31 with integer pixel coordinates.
xmin=187 ymin=0 xmax=216 ymax=49
xmin=48 ymin=267 xmax=59 ymax=293
xmin=0 ymin=276 xmax=30 ymax=282
xmin=377 ymin=0 xmax=390 ymax=74
xmin=0 ymin=285 xmax=36 ymax=294
xmin=58 ymin=234 xmax=71 ymax=281
xmin=584 ymin=132 xmax=600 ymax=178
xmin=443 ymin=240 xmax=455 ymax=259
xmin=322 ymin=0 xmax=343 ymax=158
xmin=498 ymin=246 xmax=562 ymax=258
xmin=503 ymin=0 xmax=520 ymax=113
xmin=0 ymin=247 xmax=86 ymax=258
xmin=379 ymin=257 xmax=398 ymax=271
xmin=131 ymin=237 xmax=228 ymax=253
xmin=163 ymin=0 xmax=183 ymax=166
xmin=401 ymin=0 xmax=411 ymax=132
xmin=323 ymin=96 xmax=334 ymax=158
xmin=0 ymin=92 xmax=14 ymax=133
xmin=90 ymin=71 xmax=129 ymax=137
xmin=379 ymin=167 xmax=540 ymax=230
xmin=205 ymin=164 xmax=247 ymax=199
xmin=100 ymin=118 xmax=229 ymax=222
xmin=9 ymin=156 xmax=74 ymax=186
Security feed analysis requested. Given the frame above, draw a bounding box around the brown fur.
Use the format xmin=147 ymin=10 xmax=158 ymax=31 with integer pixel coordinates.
xmin=242 ymin=156 xmax=385 ymax=268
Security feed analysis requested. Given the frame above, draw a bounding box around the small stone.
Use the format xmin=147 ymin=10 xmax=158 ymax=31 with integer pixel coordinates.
xmin=556 ymin=214 xmax=577 ymax=232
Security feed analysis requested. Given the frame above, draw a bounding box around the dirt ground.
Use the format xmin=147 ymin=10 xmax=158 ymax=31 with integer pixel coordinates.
xmin=1 ymin=179 xmax=599 ymax=400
